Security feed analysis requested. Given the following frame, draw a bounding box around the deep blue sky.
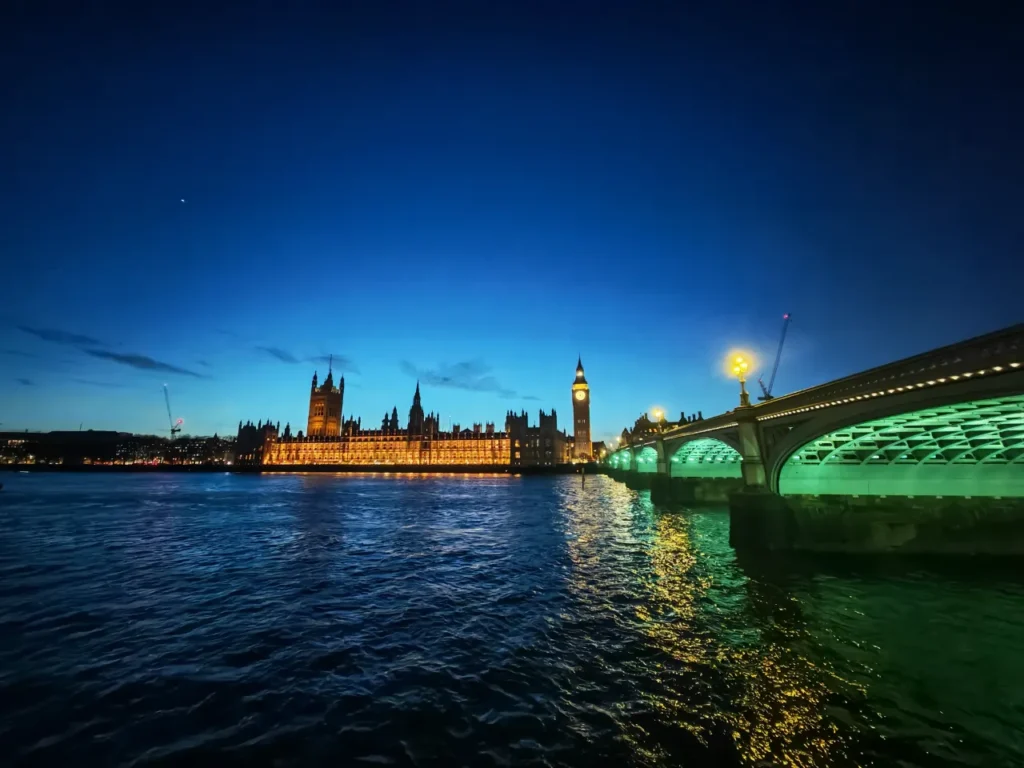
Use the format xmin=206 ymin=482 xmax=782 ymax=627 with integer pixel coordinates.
xmin=2 ymin=1 xmax=1021 ymax=440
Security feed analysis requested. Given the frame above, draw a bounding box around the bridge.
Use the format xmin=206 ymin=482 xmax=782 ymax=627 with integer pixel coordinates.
xmin=603 ymin=324 xmax=1024 ymax=554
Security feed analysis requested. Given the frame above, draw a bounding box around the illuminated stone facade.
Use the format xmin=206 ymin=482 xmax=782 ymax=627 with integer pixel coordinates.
xmin=262 ymin=378 xmax=511 ymax=466
xmin=307 ymin=362 xmax=343 ymax=436
xmin=255 ymin=364 xmax=594 ymax=468
xmin=264 ymin=430 xmax=511 ymax=466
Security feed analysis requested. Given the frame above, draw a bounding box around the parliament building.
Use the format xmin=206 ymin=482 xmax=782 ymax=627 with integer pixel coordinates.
xmin=245 ymin=358 xmax=591 ymax=468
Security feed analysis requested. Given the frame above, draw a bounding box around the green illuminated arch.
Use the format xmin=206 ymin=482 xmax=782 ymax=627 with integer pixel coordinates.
xmin=780 ymin=395 xmax=1024 ymax=497
xmin=669 ymin=438 xmax=742 ymax=479
xmin=609 ymin=449 xmax=633 ymax=470
xmin=636 ymin=446 xmax=659 ymax=473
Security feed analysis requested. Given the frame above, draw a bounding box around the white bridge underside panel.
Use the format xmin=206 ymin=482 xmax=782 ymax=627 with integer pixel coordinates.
xmin=670 ymin=439 xmax=742 ymax=479
xmin=780 ymin=396 xmax=1024 ymax=497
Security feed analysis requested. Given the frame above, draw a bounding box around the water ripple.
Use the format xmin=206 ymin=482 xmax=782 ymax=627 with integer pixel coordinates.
xmin=1 ymin=473 xmax=1023 ymax=766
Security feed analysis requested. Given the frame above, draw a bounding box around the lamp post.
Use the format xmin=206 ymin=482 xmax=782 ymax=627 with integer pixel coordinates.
xmin=733 ymin=356 xmax=751 ymax=407
xmin=651 ymin=408 xmax=664 ymax=432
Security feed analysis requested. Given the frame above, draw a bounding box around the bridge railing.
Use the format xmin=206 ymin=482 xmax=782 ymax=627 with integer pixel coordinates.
xmin=759 ymin=323 xmax=1022 ymax=416
xmin=626 ymin=323 xmax=1022 ymax=447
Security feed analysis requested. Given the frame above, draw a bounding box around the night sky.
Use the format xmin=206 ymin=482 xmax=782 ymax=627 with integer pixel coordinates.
xmin=2 ymin=1 xmax=1021 ymax=441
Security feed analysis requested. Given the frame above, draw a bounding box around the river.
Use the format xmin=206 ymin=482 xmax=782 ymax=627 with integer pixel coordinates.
xmin=0 ymin=473 xmax=1021 ymax=766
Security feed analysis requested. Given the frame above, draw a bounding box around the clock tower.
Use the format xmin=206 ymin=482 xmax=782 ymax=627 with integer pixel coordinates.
xmin=571 ymin=357 xmax=591 ymax=460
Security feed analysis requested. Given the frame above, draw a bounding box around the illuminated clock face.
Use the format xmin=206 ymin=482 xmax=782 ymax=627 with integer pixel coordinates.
xmin=574 ymin=390 xmax=586 ymax=401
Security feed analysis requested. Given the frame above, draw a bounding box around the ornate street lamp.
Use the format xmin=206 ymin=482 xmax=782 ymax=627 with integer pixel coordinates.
xmin=733 ymin=356 xmax=751 ymax=407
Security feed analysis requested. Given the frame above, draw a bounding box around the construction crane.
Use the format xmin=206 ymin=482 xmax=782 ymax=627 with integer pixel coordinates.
xmin=758 ymin=313 xmax=792 ymax=401
xmin=164 ymin=384 xmax=183 ymax=438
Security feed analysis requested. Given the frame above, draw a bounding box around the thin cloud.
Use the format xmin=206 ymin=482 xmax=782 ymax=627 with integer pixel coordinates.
xmin=256 ymin=346 xmax=300 ymax=364
xmin=2 ymin=349 xmax=39 ymax=358
xmin=18 ymin=325 xmax=105 ymax=347
xmin=16 ymin=378 xmax=35 ymax=386
xmin=85 ymin=349 xmax=205 ymax=378
xmin=521 ymin=395 xmax=542 ymax=401
xmin=72 ymin=378 xmax=130 ymax=389
xmin=307 ymin=354 xmax=360 ymax=374
xmin=401 ymin=360 xmax=518 ymax=398
xmin=197 ymin=360 xmax=211 ymax=368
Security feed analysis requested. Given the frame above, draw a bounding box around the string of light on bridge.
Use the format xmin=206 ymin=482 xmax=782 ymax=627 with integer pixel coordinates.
xmin=759 ymin=361 xmax=1021 ymax=422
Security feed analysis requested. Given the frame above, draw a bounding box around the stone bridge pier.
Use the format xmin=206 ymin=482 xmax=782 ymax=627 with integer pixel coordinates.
xmin=735 ymin=410 xmax=766 ymax=488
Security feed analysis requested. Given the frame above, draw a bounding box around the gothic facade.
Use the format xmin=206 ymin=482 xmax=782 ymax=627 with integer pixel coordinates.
xmin=263 ymin=378 xmax=510 ymax=466
xmin=252 ymin=358 xmax=591 ymax=467
xmin=306 ymin=360 xmax=343 ymax=436
xmin=505 ymin=409 xmax=570 ymax=466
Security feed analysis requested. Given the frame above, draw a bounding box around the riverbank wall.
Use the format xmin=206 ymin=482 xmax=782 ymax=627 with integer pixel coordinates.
xmin=2 ymin=463 xmax=588 ymax=476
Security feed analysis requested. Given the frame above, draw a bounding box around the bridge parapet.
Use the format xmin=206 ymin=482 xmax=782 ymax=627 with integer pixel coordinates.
xmin=756 ymin=324 xmax=1021 ymax=424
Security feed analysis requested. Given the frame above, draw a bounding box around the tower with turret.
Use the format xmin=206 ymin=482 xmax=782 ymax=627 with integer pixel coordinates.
xmin=306 ymin=357 xmax=343 ymax=436
xmin=571 ymin=357 xmax=591 ymax=460
xmin=408 ymin=382 xmax=425 ymax=436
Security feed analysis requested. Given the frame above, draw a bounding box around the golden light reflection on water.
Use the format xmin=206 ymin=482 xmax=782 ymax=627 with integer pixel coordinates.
xmin=641 ymin=508 xmax=865 ymax=766
xmin=565 ymin=482 xmax=866 ymax=766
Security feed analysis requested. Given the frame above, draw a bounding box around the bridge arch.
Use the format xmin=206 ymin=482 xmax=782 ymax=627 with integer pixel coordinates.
xmin=608 ymin=449 xmax=634 ymax=470
xmin=635 ymin=446 xmax=659 ymax=473
xmin=777 ymin=395 xmax=1024 ymax=497
xmin=668 ymin=438 xmax=742 ymax=479
xmin=766 ymin=371 xmax=1024 ymax=491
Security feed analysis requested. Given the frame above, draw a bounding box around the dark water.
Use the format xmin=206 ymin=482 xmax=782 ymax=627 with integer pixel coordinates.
xmin=1 ymin=474 xmax=1022 ymax=767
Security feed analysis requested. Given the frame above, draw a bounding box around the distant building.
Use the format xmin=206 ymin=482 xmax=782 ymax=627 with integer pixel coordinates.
xmin=252 ymin=359 xmax=594 ymax=468
xmin=571 ymin=358 xmax=592 ymax=460
xmin=262 ymin=379 xmax=510 ymax=466
xmin=631 ymin=413 xmax=657 ymax=441
xmin=0 ymin=430 xmax=231 ymax=466
xmin=160 ymin=435 xmax=233 ymax=465
xmin=235 ymin=420 xmax=279 ymax=466
xmin=505 ymin=409 xmax=570 ymax=466
xmin=0 ymin=430 xmax=126 ymax=465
